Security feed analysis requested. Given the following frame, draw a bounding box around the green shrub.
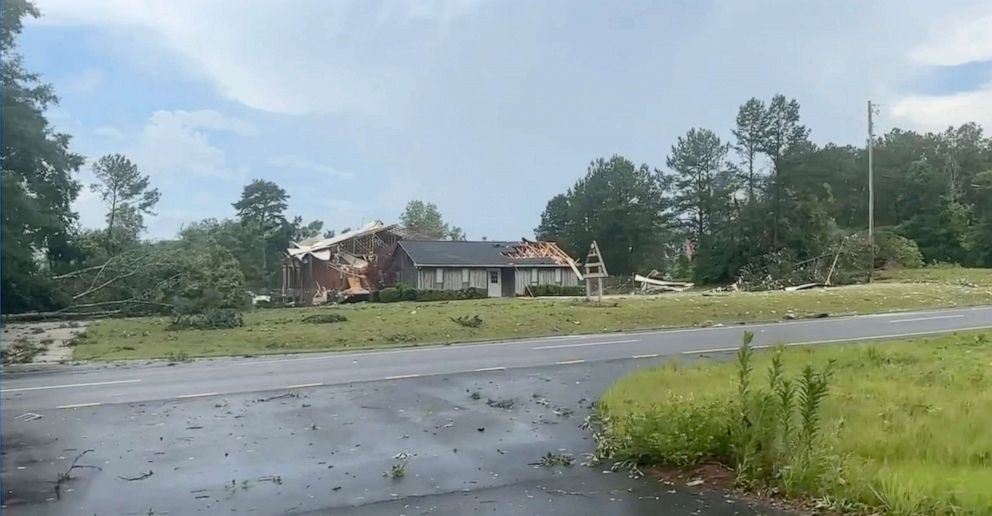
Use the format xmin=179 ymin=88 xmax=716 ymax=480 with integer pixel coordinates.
xmin=527 ymin=284 xmax=585 ymax=296
xmin=374 ymin=286 xmax=489 ymax=302
xmin=378 ymin=287 xmax=402 ymax=303
xmin=595 ymin=332 xmax=834 ymax=494
xmin=877 ymin=231 xmax=924 ymax=269
xmin=172 ymin=308 xmax=244 ymax=330
xmin=301 ymin=313 xmax=348 ymax=324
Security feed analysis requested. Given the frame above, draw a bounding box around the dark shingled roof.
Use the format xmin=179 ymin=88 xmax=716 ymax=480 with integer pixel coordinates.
xmin=397 ymin=240 xmax=565 ymax=267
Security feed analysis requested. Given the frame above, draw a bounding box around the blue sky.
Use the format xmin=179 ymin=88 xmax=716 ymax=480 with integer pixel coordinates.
xmin=20 ymin=0 xmax=992 ymax=240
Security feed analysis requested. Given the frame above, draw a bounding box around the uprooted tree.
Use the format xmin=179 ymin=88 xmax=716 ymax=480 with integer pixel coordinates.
xmin=41 ymin=240 xmax=249 ymax=326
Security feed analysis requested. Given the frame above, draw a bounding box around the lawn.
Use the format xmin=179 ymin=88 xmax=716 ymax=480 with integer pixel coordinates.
xmin=876 ymin=265 xmax=992 ymax=287
xmin=71 ymin=274 xmax=992 ymax=361
xmin=599 ymin=330 xmax=992 ymax=514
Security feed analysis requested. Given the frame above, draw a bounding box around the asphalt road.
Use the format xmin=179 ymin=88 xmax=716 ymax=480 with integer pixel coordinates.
xmin=2 ymin=305 xmax=990 ymax=515
xmin=3 ymin=305 xmax=990 ymax=413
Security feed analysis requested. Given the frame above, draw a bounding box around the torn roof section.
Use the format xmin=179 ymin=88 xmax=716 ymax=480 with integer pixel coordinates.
xmin=286 ymin=220 xmax=414 ymax=260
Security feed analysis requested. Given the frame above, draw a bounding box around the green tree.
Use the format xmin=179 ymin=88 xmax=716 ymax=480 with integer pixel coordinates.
xmin=233 ymin=179 xmax=289 ymax=228
xmin=732 ymin=98 xmax=769 ymax=199
xmin=667 ymin=128 xmax=735 ymax=244
xmin=1 ymin=0 xmax=84 ymax=313
xmin=761 ymin=95 xmax=809 ymax=248
xmin=232 ymin=179 xmax=290 ymax=288
xmin=289 ymin=216 xmax=323 ymax=242
xmin=536 ymin=155 xmax=675 ymax=274
xmin=90 ymin=153 xmax=160 ymax=252
xmin=399 ymin=200 xmax=464 ymax=240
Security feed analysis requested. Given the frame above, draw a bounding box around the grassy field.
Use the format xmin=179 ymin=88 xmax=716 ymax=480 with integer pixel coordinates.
xmin=876 ymin=265 xmax=992 ymax=287
xmin=70 ymin=272 xmax=992 ymax=361
xmin=599 ymin=330 xmax=992 ymax=514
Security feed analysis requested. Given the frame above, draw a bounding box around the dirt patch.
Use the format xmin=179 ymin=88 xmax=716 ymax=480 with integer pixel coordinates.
xmin=647 ymin=462 xmax=735 ymax=490
xmin=646 ymin=463 xmax=835 ymax=515
xmin=2 ymin=321 xmax=89 ymax=365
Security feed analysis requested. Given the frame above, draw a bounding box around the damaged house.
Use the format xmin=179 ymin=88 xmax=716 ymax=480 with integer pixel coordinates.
xmin=384 ymin=240 xmax=582 ymax=297
xmin=281 ymin=221 xmax=416 ymax=305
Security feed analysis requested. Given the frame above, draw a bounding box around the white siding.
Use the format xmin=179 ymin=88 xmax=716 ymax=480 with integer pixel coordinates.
xmin=418 ymin=267 xmax=488 ymax=290
xmin=515 ymin=267 xmax=579 ymax=295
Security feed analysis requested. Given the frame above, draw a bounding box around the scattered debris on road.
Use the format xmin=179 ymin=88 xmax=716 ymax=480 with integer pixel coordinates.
xmin=485 ymin=397 xmax=515 ymax=409
xmin=530 ymin=452 xmax=575 ymax=468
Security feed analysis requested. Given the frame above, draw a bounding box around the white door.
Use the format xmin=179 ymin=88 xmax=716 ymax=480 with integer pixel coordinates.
xmin=487 ymin=269 xmax=502 ymax=297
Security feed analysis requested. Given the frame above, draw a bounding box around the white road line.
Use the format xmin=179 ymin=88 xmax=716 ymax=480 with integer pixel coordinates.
xmin=284 ymin=382 xmax=323 ymax=389
xmin=1 ymin=379 xmax=141 ymax=393
xmin=56 ymin=402 xmax=101 ymax=409
xmin=383 ymin=374 xmax=421 ymax=380
xmin=176 ymin=392 xmax=219 ymax=399
xmin=890 ymin=314 xmax=965 ymax=324
xmin=555 ymin=359 xmax=586 ymax=365
xmin=531 ymin=339 xmax=639 ymax=350
xmin=473 ymin=366 xmax=506 ymax=372
xmin=632 ymin=353 xmax=659 ymax=359
xmin=682 ymin=325 xmax=992 ymax=355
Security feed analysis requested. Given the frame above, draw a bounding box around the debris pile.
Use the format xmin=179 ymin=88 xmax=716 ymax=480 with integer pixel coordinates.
xmin=633 ymin=270 xmax=693 ymax=293
xmin=282 ymin=221 xmax=417 ymax=305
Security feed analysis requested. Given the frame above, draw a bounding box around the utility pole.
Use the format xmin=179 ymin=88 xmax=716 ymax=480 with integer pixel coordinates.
xmin=867 ymin=100 xmax=875 ymax=282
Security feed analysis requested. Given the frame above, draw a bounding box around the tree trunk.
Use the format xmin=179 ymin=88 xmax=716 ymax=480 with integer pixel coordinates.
xmin=105 ymin=190 xmax=118 ymax=253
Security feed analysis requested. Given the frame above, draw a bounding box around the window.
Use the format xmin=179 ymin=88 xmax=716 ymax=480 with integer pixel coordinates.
xmin=555 ymin=268 xmax=563 ymax=285
xmin=530 ymin=268 xmax=538 ymax=284
xmin=462 ymin=268 xmax=470 ymax=288
xmin=435 ymin=268 xmax=444 ymax=285
xmin=490 ymin=271 xmax=499 ymax=284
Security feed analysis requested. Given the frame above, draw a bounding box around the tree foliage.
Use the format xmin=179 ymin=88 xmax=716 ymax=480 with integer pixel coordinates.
xmin=1 ymin=0 xmax=84 ymax=313
xmin=400 ymin=200 xmax=464 ymax=240
xmin=537 ymin=96 xmax=992 ymax=285
xmin=536 ymin=155 xmax=675 ymax=275
xmin=90 ymin=153 xmax=160 ymax=253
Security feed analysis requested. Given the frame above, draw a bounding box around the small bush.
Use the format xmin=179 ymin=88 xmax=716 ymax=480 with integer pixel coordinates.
xmin=450 ymin=315 xmax=483 ymax=328
xmin=527 ymin=284 xmax=585 ymax=296
xmin=877 ymin=232 xmax=924 ymax=269
xmin=172 ymin=308 xmax=244 ymax=330
xmin=374 ymin=286 xmax=489 ymax=302
xmin=301 ymin=313 xmax=348 ymax=324
xmin=594 ymin=332 xmax=833 ymax=495
xmin=378 ymin=287 xmax=402 ymax=303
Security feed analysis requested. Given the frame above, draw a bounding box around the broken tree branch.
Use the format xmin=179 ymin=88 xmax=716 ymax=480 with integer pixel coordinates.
xmin=117 ymin=470 xmax=154 ymax=481
xmin=72 ymin=269 xmax=140 ymax=300
xmin=57 ymin=299 xmax=173 ymax=312
xmin=54 ymin=449 xmax=102 ymax=500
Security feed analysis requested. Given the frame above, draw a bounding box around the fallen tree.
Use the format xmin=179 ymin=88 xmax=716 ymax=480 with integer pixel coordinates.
xmin=4 ymin=240 xmax=249 ymax=324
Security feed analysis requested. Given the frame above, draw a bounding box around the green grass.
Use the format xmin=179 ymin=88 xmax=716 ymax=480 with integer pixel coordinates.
xmin=876 ymin=265 xmax=992 ymax=287
xmin=600 ymin=331 xmax=992 ymax=514
xmin=72 ymin=278 xmax=992 ymax=361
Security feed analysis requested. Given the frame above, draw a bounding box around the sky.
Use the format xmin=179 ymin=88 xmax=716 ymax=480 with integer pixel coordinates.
xmin=17 ymin=0 xmax=992 ymax=240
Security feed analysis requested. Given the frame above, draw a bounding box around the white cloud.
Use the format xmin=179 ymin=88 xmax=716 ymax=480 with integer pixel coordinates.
xmin=62 ymin=68 xmax=104 ymax=93
xmin=93 ymin=126 xmax=123 ymax=139
xmin=72 ymin=182 xmax=106 ymax=230
xmin=909 ymin=14 xmax=992 ymax=66
xmin=268 ymin=155 xmax=355 ymax=180
xmin=891 ymin=84 xmax=992 ymax=131
xmin=133 ymin=109 xmax=254 ymax=181
xmin=32 ymin=0 xmax=486 ymax=116
xmin=893 ymin=9 xmax=992 ymax=131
